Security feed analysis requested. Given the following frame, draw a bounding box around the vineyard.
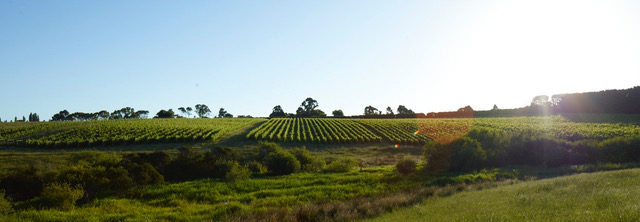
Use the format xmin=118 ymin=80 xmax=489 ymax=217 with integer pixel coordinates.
xmin=246 ymin=118 xmax=382 ymax=144
xmin=0 ymin=118 xmax=264 ymax=148
xmin=2 ymin=116 xmax=640 ymax=148
xmin=247 ymin=117 xmax=640 ymax=145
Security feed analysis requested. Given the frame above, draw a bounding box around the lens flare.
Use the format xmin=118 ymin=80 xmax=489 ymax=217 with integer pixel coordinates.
xmin=412 ymin=130 xmax=420 ymax=136
xmin=414 ymin=110 xmax=474 ymax=144
xmin=394 ymin=144 xmax=399 ymax=148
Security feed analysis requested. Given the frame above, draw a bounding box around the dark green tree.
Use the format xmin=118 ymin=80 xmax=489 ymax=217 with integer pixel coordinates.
xmin=51 ymin=110 xmax=70 ymax=121
xmin=300 ymin=97 xmax=318 ymax=116
xmin=386 ymin=106 xmax=394 ymax=115
xmin=96 ymin=110 xmax=110 ymax=120
xmin=332 ymin=109 xmax=344 ymax=117
xmin=218 ymin=108 xmax=228 ymax=118
xmin=178 ymin=107 xmax=187 ymax=117
xmin=269 ymin=105 xmax=286 ymax=118
xmin=364 ymin=106 xmax=379 ymax=115
xmin=296 ymin=107 xmax=305 ymax=117
xmin=186 ymin=107 xmax=193 ymax=118
xmin=194 ymin=104 xmax=211 ymax=118
xmin=154 ymin=109 xmax=175 ymax=118
xmin=133 ymin=110 xmax=149 ymax=119
xmin=397 ymin=105 xmax=415 ymax=115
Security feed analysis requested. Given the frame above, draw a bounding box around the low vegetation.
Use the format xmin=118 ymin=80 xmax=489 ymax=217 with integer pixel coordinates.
xmin=0 ymin=115 xmax=639 ymax=221
xmin=369 ymin=169 xmax=640 ymax=221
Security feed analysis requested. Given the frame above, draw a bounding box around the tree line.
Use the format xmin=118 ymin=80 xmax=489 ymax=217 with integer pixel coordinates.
xmin=46 ymin=104 xmax=249 ymax=122
xmin=7 ymin=85 xmax=639 ymax=123
xmin=268 ymin=97 xmax=419 ymax=119
xmin=475 ymin=86 xmax=640 ymax=117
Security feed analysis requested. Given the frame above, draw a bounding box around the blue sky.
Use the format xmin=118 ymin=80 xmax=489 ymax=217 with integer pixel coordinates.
xmin=2 ymin=0 xmax=640 ymax=120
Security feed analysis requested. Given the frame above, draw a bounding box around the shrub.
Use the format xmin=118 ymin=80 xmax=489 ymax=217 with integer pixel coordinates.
xmin=324 ymin=158 xmax=358 ymax=173
xmin=41 ymin=182 xmax=84 ymax=211
xmin=247 ymin=161 xmax=268 ymax=174
xmin=0 ymin=190 xmax=12 ymax=215
xmin=257 ymin=142 xmax=283 ymax=161
xmin=69 ymin=150 xmax=120 ymax=167
xmin=265 ymin=151 xmax=301 ymax=175
xmin=106 ymin=166 xmax=135 ymax=196
xmin=0 ymin=165 xmax=57 ymax=201
xmin=126 ymin=163 xmax=164 ymax=187
xmin=291 ymin=147 xmax=325 ymax=172
xmin=423 ymin=140 xmax=450 ymax=173
xmin=396 ymin=158 xmax=417 ymax=175
xmin=209 ymin=146 xmax=240 ymax=162
xmin=56 ymin=165 xmax=108 ymax=201
xmin=449 ymin=137 xmax=486 ymax=172
xmin=599 ymin=136 xmax=640 ymax=163
xmin=226 ymin=162 xmax=251 ymax=182
xmin=124 ymin=151 xmax=171 ymax=174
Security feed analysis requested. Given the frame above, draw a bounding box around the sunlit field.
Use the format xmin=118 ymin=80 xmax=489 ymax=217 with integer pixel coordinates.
xmin=368 ymin=169 xmax=640 ymax=221
xmin=0 ymin=115 xmax=639 ymax=221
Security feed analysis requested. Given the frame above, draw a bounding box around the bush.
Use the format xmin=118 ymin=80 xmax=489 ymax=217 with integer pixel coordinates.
xmin=0 ymin=190 xmax=12 ymax=215
xmin=291 ymin=147 xmax=326 ymax=172
xmin=124 ymin=151 xmax=171 ymax=174
xmin=449 ymin=137 xmax=486 ymax=172
xmin=125 ymin=163 xmax=164 ymax=187
xmin=265 ymin=151 xmax=301 ymax=175
xmin=41 ymin=182 xmax=84 ymax=211
xmin=257 ymin=142 xmax=283 ymax=161
xmin=423 ymin=140 xmax=450 ymax=173
xmin=226 ymin=162 xmax=251 ymax=182
xmin=247 ymin=161 xmax=268 ymax=174
xmin=0 ymin=165 xmax=57 ymax=202
xmin=324 ymin=158 xmax=358 ymax=173
xmin=56 ymin=165 xmax=108 ymax=201
xmin=599 ymin=136 xmax=640 ymax=163
xmin=396 ymin=158 xmax=417 ymax=175
xmin=69 ymin=150 xmax=121 ymax=167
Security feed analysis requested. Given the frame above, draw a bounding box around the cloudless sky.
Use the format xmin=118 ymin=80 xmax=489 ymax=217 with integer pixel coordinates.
xmin=2 ymin=0 xmax=640 ymax=120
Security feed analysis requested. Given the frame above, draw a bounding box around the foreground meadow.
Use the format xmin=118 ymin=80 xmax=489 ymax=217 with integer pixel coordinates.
xmin=369 ymin=168 xmax=640 ymax=221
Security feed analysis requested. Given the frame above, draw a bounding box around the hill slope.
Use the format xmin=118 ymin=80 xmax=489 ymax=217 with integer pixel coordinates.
xmin=368 ymin=169 xmax=640 ymax=221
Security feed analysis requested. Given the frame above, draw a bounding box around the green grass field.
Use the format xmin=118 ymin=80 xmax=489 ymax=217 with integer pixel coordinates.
xmin=368 ymin=169 xmax=640 ymax=221
xmin=1 ymin=115 xmax=639 ymax=221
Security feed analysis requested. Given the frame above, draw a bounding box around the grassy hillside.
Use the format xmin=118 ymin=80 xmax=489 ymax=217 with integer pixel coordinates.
xmin=368 ymin=169 xmax=640 ymax=221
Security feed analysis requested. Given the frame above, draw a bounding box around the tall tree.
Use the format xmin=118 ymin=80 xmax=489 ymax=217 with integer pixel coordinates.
xmin=133 ymin=110 xmax=150 ymax=119
xmin=397 ymin=105 xmax=415 ymax=115
xmin=364 ymin=106 xmax=379 ymax=115
xmin=186 ymin=107 xmax=193 ymax=118
xmin=178 ymin=107 xmax=187 ymax=117
xmin=332 ymin=109 xmax=344 ymax=117
xmin=300 ymin=97 xmax=318 ymax=116
xmin=194 ymin=104 xmax=211 ymax=118
xmin=110 ymin=109 xmax=124 ymax=120
xmin=531 ymin=95 xmax=550 ymax=106
xmin=51 ymin=110 xmax=70 ymax=121
xmin=296 ymin=107 xmax=305 ymax=116
xmin=154 ymin=109 xmax=175 ymax=118
xmin=218 ymin=108 xmax=228 ymax=118
xmin=269 ymin=105 xmax=286 ymax=118
xmin=96 ymin=110 xmax=110 ymax=120
xmin=386 ymin=107 xmax=394 ymax=115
